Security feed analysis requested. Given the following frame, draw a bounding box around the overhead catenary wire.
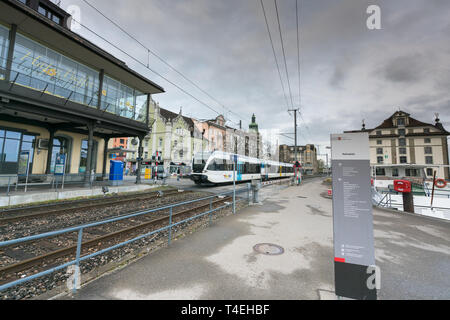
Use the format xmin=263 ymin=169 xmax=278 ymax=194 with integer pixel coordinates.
xmin=71 ymin=17 xmax=226 ymax=120
xmin=78 ymin=0 xmax=248 ymax=129
xmin=296 ymin=0 xmax=301 ymax=111
xmin=274 ymin=0 xmax=295 ymax=111
xmin=259 ymin=0 xmax=290 ymax=111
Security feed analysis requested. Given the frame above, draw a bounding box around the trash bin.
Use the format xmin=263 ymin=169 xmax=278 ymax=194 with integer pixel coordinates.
xmin=109 ymin=160 xmax=124 ymax=186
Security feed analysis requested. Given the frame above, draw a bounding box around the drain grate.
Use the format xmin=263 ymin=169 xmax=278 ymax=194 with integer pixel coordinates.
xmin=253 ymin=243 xmax=284 ymax=255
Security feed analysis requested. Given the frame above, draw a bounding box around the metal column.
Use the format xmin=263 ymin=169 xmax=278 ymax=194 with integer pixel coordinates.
xmin=102 ymin=136 xmax=110 ymax=179
xmin=136 ymin=136 xmax=144 ymax=184
xmin=84 ymin=121 xmax=95 ymax=187
xmin=5 ymin=24 xmax=17 ymax=82
xmin=45 ymin=127 xmax=55 ymax=174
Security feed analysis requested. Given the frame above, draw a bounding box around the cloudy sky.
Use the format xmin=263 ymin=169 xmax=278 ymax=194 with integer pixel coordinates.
xmin=59 ymin=0 xmax=450 ymax=157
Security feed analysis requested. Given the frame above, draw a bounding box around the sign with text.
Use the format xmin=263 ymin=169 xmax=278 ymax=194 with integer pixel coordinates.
xmin=331 ymin=132 xmax=377 ymax=300
xmin=54 ymin=154 xmax=66 ymax=176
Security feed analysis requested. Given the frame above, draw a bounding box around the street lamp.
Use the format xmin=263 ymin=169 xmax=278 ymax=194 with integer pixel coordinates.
xmin=201 ymin=129 xmax=206 ymax=170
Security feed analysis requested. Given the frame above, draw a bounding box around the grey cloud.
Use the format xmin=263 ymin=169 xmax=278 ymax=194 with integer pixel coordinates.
xmin=60 ymin=0 xmax=450 ymax=147
xmin=381 ymin=54 xmax=425 ymax=83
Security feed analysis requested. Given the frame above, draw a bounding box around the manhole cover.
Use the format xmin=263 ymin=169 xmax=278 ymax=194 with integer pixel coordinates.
xmin=253 ymin=243 xmax=284 ymax=255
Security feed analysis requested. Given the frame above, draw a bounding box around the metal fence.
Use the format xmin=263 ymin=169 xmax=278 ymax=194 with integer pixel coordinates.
xmin=0 ymin=185 xmax=251 ymax=293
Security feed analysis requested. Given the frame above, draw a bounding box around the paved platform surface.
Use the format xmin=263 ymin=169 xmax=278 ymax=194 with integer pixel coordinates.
xmin=61 ymin=178 xmax=450 ymax=300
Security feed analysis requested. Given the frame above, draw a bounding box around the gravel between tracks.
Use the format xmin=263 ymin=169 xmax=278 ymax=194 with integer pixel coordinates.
xmin=0 ymin=194 xmax=248 ymax=300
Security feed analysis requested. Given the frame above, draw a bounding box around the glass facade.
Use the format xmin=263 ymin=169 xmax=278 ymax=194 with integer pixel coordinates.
xmin=11 ymin=33 xmax=100 ymax=107
xmin=0 ymin=24 xmax=9 ymax=80
xmin=101 ymin=75 xmax=147 ymax=123
xmin=1 ymin=28 xmax=150 ymax=123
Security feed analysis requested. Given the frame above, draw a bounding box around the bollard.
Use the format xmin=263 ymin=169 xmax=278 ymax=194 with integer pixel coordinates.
xmin=168 ymin=207 xmax=173 ymax=245
xmin=394 ymin=180 xmax=414 ymax=213
xmin=251 ymin=179 xmax=261 ymax=204
xmin=402 ymin=192 xmax=414 ymax=213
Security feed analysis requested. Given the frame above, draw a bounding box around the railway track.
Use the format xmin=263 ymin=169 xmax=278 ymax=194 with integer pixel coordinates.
xmin=0 ymin=189 xmax=188 ymax=224
xmin=0 ymin=195 xmax=233 ymax=287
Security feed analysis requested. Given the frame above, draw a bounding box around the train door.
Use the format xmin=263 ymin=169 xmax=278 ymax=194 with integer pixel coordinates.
xmin=237 ymin=161 xmax=243 ymax=181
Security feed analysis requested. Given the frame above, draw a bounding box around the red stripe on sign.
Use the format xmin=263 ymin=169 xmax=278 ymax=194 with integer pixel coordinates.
xmin=334 ymin=257 xmax=345 ymax=263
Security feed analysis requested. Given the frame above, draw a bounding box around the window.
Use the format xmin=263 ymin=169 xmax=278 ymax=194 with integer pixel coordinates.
xmin=392 ymin=168 xmax=399 ymax=177
xmin=120 ymin=139 xmax=125 ymax=144
xmin=424 ymin=146 xmax=432 ymax=154
xmin=398 ymin=129 xmax=406 ymax=136
xmin=397 ymin=118 xmax=405 ymax=126
xmin=50 ymin=136 xmax=71 ymax=173
xmin=52 ymin=15 xmax=60 ymax=25
xmin=38 ymin=5 xmax=46 ymax=15
xmin=405 ymin=169 xmax=419 ymax=177
xmin=377 ymin=156 xmax=383 ymax=164
xmin=375 ymin=168 xmax=386 ymax=176
xmin=424 ymin=128 xmax=430 ymax=133
xmin=159 ymin=138 xmax=163 ymax=148
xmin=377 ymin=140 xmax=382 ymax=145
xmin=376 ymin=131 xmax=382 ymax=136
xmin=377 ymin=148 xmax=383 ymax=155
xmin=37 ymin=5 xmax=63 ymax=26
xmin=426 ymin=168 xmax=434 ymax=176
xmin=144 ymin=152 xmax=148 ymax=159
xmin=399 ymin=148 xmax=407 ymax=154
xmin=425 ymin=156 xmax=433 ymax=164
xmin=0 ymin=129 xmax=36 ymax=175
xmin=400 ymin=156 xmax=407 ymax=164
xmin=399 ymin=138 xmax=406 ymax=146
xmin=424 ymin=138 xmax=431 ymax=143
xmin=79 ymin=140 xmax=88 ymax=173
xmin=79 ymin=140 xmax=98 ymax=173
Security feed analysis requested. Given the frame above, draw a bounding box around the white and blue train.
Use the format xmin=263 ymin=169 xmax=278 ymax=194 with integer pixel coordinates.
xmin=190 ymin=151 xmax=295 ymax=185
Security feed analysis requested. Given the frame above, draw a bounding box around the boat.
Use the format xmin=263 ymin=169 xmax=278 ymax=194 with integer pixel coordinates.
xmin=371 ymin=164 xmax=450 ymax=221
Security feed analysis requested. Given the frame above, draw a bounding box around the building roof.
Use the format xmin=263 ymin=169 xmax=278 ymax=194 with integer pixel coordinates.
xmin=345 ymin=111 xmax=450 ymax=135
xmin=374 ymin=111 xmax=431 ymax=130
xmin=159 ymin=107 xmax=194 ymax=129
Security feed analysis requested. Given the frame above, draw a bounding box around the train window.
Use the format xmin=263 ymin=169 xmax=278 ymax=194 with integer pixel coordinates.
xmin=208 ymin=159 xmax=225 ymax=171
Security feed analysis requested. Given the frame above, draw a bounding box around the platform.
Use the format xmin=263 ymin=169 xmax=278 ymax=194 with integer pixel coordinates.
xmin=59 ymin=178 xmax=450 ymax=300
xmin=0 ymin=180 xmax=161 ymax=207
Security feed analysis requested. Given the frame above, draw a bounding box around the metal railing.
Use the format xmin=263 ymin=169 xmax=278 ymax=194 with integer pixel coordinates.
xmin=0 ymin=185 xmax=251 ymax=293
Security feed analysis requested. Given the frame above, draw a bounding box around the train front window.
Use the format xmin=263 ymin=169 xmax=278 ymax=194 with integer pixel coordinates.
xmin=193 ymin=160 xmax=206 ymax=173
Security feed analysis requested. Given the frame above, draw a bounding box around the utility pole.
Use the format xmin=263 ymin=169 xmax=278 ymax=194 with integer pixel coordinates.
xmin=288 ymin=109 xmax=299 ymax=161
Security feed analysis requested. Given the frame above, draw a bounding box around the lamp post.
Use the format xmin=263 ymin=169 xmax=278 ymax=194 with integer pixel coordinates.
xmin=201 ymin=129 xmax=205 ymax=165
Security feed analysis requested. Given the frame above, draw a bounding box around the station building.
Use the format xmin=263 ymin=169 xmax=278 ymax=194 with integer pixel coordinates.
xmin=0 ymin=0 xmax=164 ymax=184
xmin=345 ymin=111 xmax=450 ymax=180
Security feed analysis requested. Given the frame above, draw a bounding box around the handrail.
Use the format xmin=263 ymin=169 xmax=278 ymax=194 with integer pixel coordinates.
xmin=0 ymin=185 xmax=250 ymax=293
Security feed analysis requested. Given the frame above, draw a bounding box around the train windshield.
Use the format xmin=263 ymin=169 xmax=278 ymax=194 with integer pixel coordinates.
xmin=192 ymin=152 xmax=211 ymax=173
